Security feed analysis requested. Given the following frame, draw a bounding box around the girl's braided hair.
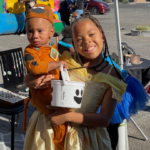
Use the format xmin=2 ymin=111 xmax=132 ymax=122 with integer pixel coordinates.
xmin=70 ymin=13 xmax=124 ymax=81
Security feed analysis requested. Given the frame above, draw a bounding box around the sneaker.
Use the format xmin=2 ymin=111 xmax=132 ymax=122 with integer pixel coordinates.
xmin=20 ymin=34 xmax=27 ymax=37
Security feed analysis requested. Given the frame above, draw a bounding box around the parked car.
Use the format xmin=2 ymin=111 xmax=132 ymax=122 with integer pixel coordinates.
xmin=85 ymin=0 xmax=110 ymax=15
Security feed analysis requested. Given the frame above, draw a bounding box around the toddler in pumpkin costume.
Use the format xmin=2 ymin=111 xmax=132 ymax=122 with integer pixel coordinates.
xmin=24 ymin=4 xmax=67 ymax=149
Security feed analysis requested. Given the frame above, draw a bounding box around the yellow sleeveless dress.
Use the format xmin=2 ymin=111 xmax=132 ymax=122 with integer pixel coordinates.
xmin=23 ymin=51 xmax=127 ymax=150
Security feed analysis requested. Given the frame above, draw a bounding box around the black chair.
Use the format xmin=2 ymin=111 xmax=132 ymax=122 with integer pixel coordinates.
xmin=0 ymin=47 xmax=27 ymax=150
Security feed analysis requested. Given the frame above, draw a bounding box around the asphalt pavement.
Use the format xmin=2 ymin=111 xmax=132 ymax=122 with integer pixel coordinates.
xmin=0 ymin=2 xmax=150 ymax=150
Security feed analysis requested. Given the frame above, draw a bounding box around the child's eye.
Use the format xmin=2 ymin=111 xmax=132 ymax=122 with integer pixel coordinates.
xmin=39 ymin=30 xmax=43 ymax=33
xmin=90 ymin=34 xmax=95 ymax=36
xmin=28 ymin=30 xmax=33 ymax=34
xmin=77 ymin=39 xmax=82 ymax=42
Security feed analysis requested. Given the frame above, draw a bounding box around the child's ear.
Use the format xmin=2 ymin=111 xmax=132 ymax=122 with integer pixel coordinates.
xmin=49 ymin=27 xmax=55 ymax=38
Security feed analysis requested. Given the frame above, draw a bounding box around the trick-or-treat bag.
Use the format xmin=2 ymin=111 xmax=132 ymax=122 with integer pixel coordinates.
xmin=51 ymin=64 xmax=104 ymax=114
xmin=51 ymin=65 xmax=85 ymax=108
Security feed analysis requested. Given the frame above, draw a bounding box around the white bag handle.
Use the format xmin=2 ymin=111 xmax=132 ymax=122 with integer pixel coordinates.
xmin=61 ymin=65 xmax=70 ymax=85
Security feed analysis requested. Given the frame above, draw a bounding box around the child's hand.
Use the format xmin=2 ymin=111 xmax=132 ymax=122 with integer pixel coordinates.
xmin=24 ymin=73 xmax=54 ymax=89
xmin=46 ymin=105 xmax=70 ymax=126
xmin=58 ymin=61 xmax=68 ymax=70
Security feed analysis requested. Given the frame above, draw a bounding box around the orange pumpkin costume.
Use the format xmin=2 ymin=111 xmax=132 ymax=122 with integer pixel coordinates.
xmin=23 ymin=4 xmax=66 ymax=149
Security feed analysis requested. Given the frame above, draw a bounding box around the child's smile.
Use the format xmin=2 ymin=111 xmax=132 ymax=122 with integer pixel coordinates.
xmin=84 ymin=46 xmax=96 ymax=53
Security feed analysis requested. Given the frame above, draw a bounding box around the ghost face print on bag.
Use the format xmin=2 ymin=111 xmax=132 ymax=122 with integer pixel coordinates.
xmin=51 ymin=80 xmax=85 ymax=108
xmin=74 ymin=89 xmax=83 ymax=104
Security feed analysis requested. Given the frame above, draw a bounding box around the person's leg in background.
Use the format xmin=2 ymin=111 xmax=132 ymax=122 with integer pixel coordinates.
xmin=25 ymin=3 xmax=31 ymax=15
xmin=64 ymin=10 xmax=70 ymax=25
xmin=107 ymin=123 xmax=120 ymax=150
xmin=60 ymin=11 xmax=70 ymax=25
xmin=74 ymin=9 xmax=83 ymax=19
xmin=20 ymin=2 xmax=31 ymax=36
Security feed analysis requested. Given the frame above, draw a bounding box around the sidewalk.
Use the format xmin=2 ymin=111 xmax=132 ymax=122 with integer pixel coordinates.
xmin=0 ymin=129 xmax=25 ymax=150
xmin=0 ymin=102 xmax=35 ymax=150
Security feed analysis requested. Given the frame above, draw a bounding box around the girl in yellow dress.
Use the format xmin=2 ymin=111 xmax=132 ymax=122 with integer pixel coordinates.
xmin=23 ymin=13 xmax=127 ymax=150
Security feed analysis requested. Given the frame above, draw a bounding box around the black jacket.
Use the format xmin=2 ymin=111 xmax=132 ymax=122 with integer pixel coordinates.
xmin=74 ymin=0 xmax=84 ymax=10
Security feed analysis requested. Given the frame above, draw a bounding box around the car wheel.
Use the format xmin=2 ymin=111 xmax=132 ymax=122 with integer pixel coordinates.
xmin=90 ymin=7 xmax=99 ymax=15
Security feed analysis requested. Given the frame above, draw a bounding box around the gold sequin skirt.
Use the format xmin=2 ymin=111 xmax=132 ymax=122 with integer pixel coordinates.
xmin=23 ymin=110 xmax=112 ymax=150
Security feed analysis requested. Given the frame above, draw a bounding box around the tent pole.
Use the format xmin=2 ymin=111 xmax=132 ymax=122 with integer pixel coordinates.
xmin=114 ymin=0 xmax=123 ymax=70
xmin=114 ymin=2 xmax=128 ymax=149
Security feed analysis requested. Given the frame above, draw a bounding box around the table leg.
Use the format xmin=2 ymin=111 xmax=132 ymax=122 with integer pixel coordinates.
xmin=11 ymin=115 xmax=15 ymax=150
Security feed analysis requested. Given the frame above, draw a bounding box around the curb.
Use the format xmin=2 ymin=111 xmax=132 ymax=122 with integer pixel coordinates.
xmin=129 ymin=2 xmax=150 ymax=4
xmin=108 ymin=2 xmax=150 ymax=5
xmin=131 ymin=29 xmax=150 ymax=37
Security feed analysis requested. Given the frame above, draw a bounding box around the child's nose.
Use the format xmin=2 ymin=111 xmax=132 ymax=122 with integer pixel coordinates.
xmin=33 ymin=32 xmax=38 ymax=38
xmin=84 ymin=37 xmax=91 ymax=45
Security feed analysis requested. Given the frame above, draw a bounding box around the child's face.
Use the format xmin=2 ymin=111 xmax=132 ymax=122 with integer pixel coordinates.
xmin=73 ymin=19 xmax=104 ymax=61
xmin=26 ymin=18 xmax=54 ymax=47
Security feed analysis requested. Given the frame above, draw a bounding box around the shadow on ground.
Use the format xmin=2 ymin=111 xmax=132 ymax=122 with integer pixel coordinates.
xmin=143 ymin=106 xmax=150 ymax=112
xmin=128 ymin=135 xmax=146 ymax=141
